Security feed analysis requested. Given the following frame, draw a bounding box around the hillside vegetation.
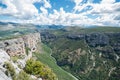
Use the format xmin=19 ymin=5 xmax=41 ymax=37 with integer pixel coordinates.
xmin=33 ymin=43 xmax=78 ymax=80
xmin=41 ymin=27 xmax=120 ymax=80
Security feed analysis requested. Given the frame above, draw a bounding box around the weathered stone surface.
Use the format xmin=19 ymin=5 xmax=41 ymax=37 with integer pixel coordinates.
xmin=0 ymin=49 xmax=11 ymax=80
xmin=0 ymin=33 xmax=41 ymax=56
xmin=0 ymin=38 xmax=25 ymax=56
xmin=0 ymin=33 xmax=42 ymax=80
xmin=0 ymin=70 xmax=12 ymax=80
xmin=67 ymin=34 xmax=85 ymax=40
xmin=41 ymin=32 xmax=56 ymax=42
xmin=23 ymin=33 xmax=41 ymax=51
xmin=0 ymin=49 xmax=10 ymax=66
xmin=85 ymin=33 xmax=109 ymax=47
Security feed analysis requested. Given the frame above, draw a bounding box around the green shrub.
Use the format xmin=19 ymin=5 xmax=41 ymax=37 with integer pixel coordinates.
xmin=15 ymin=70 xmax=32 ymax=80
xmin=4 ymin=62 xmax=16 ymax=79
xmin=11 ymin=55 xmax=25 ymax=63
xmin=11 ymin=56 xmax=18 ymax=63
xmin=24 ymin=58 xmax=57 ymax=80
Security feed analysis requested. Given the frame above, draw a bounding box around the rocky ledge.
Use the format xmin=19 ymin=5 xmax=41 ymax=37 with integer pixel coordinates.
xmin=0 ymin=33 xmax=41 ymax=56
xmin=0 ymin=33 xmax=42 ymax=80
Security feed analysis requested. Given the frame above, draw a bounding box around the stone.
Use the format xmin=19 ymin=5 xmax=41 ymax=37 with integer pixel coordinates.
xmin=0 ymin=49 xmax=10 ymax=66
xmin=0 ymin=49 xmax=11 ymax=80
xmin=0 ymin=70 xmax=12 ymax=80
xmin=0 ymin=33 xmax=41 ymax=56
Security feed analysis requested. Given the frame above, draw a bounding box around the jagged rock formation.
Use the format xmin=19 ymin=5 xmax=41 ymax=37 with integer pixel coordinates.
xmin=86 ymin=33 xmax=109 ymax=47
xmin=0 ymin=33 xmax=42 ymax=80
xmin=41 ymin=31 xmax=56 ymax=42
xmin=0 ymin=38 xmax=25 ymax=56
xmin=0 ymin=33 xmax=41 ymax=56
xmin=0 ymin=49 xmax=41 ymax=80
xmin=0 ymin=49 xmax=12 ymax=80
xmin=23 ymin=33 xmax=41 ymax=52
xmin=67 ymin=34 xmax=85 ymax=40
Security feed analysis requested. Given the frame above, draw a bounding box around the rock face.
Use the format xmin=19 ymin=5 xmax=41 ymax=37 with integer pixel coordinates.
xmin=0 ymin=49 xmax=11 ymax=80
xmin=41 ymin=32 xmax=56 ymax=42
xmin=85 ymin=33 xmax=109 ymax=47
xmin=0 ymin=38 xmax=25 ymax=56
xmin=0 ymin=33 xmax=41 ymax=56
xmin=0 ymin=70 xmax=11 ymax=80
xmin=0 ymin=49 xmax=10 ymax=66
xmin=23 ymin=33 xmax=41 ymax=51
xmin=0 ymin=33 xmax=41 ymax=80
xmin=67 ymin=34 xmax=85 ymax=40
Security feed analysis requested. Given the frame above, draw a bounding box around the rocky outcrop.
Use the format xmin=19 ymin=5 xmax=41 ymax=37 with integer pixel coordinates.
xmin=41 ymin=32 xmax=56 ymax=42
xmin=0 ymin=70 xmax=11 ymax=80
xmin=0 ymin=49 xmax=41 ymax=80
xmin=0 ymin=38 xmax=25 ymax=56
xmin=23 ymin=33 xmax=41 ymax=51
xmin=0 ymin=33 xmax=41 ymax=56
xmin=67 ymin=34 xmax=85 ymax=40
xmin=0 ymin=49 xmax=10 ymax=66
xmin=85 ymin=33 xmax=109 ymax=47
xmin=0 ymin=49 xmax=12 ymax=80
xmin=0 ymin=33 xmax=42 ymax=80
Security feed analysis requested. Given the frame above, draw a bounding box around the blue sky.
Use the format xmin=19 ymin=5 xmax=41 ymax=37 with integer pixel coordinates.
xmin=0 ymin=0 xmax=120 ymax=26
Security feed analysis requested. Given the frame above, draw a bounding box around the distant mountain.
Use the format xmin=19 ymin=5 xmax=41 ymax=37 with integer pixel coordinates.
xmin=0 ymin=21 xmax=66 ymax=30
xmin=0 ymin=21 xmax=19 ymax=25
xmin=36 ymin=24 xmax=65 ymax=30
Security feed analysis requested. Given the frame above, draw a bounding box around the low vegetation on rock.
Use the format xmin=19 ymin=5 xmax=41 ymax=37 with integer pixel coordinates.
xmin=24 ymin=58 xmax=57 ymax=80
xmin=4 ymin=62 xmax=16 ymax=80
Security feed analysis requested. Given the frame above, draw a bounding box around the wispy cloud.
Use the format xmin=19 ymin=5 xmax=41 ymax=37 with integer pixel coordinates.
xmin=0 ymin=0 xmax=120 ymax=26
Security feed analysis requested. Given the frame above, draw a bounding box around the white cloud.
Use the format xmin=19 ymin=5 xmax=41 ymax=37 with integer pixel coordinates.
xmin=101 ymin=0 xmax=115 ymax=4
xmin=74 ymin=0 xmax=83 ymax=5
xmin=0 ymin=0 xmax=18 ymax=15
xmin=40 ymin=7 xmax=48 ymax=15
xmin=73 ymin=0 xmax=83 ymax=12
xmin=0 ymin=0 xmax=120 ymax=27
xmin=71 ymin=0 xmax=120 ymax=26
xmin=0 ymin=0 xmax=38 ymax=19
xmin=43 ymin=0 xmax=51 ymax=8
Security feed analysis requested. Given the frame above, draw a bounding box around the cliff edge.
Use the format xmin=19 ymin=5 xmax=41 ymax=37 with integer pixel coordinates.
xmin=0 ymin=33 xmax=41 ymax=56
xmin=0 ymin=32 xmax=42 ymax=80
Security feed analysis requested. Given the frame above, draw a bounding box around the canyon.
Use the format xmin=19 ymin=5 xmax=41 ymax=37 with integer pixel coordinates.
xmin=41 ymin=27 xmax=120 ymax=80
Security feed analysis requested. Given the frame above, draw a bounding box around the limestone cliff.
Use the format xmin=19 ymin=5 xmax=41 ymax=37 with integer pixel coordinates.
xmin=0 ymin=32 xmax=42 ymax=80
xmin=0 ymin=33 xmax=41 ymax=56
xmin=0 ymin=49 xmax=11 ymax=80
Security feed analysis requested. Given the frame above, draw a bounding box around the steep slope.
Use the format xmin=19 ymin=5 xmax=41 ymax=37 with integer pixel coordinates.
xmin=41 ymin=27 xmax=120 ymax=80
xmin=0 ymin=32 xmax=42 ymax=80
xmin=0 ymin=32 xmax=58 ymax=80
xmin=0 ymin=49 xmax=11 ymax=80
xmin=34 ymin=44 xmax=78 ymax=80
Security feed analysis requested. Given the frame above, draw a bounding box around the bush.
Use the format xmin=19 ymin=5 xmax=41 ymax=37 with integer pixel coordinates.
xmin=11 ymin=56 xmax=18 ymax=63
xmin=11 ymin=55 xmax=25 ymax=63
xmin=15 ymin=70 xmax=32 ymax=80
xmin=4 ymin=62 xmax=16 ymax=79
xmin=24 ymin=59 xmax=57 ymax=80
xmin=4 ymin=62 xmax=33 ymax=80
